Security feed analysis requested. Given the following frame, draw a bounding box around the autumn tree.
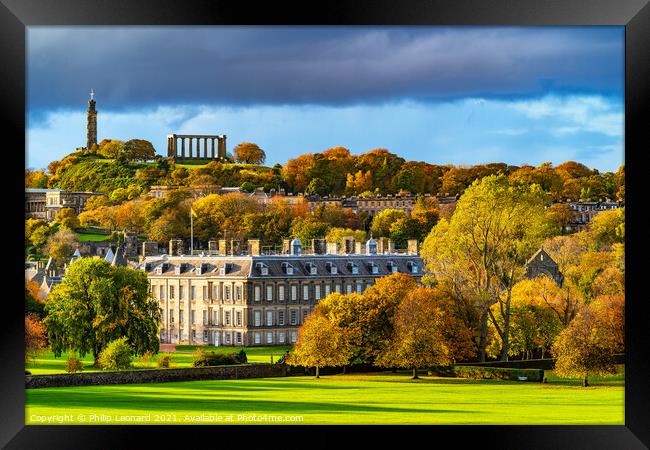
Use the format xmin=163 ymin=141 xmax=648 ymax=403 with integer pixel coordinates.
xmin=421 ymin=175 xmax=549 ymax=361
xmin=44 ymin=229 xmax=79 ymax=265
xmin=52 ymin=207 xmax=80 ymax=230
xmin=25 ymin=169 xmax=49 ymax=188
xmin=552 ymin=306 xmax=620 ymax=387
xmin=287 ymin=311 xmax=351 ymax=378
xmin=376 ymin=287 xmax=452 ymax=379
xmin=123 ymin=139 xmax=156 ymax=162
xmin=26 ymin=280 xmax=45 ymax=317
xmin=545 ymin=203 xmax=573 ymax=235
xmin=325 ymin=228 xmax=367 ymax=247
xmin=234 ymin=142 xmax=266 ymax=165
xmin=26 ymin=313 xmax=47 ymax=364
xmin=44 ymin=258 xmax=160 ymax=366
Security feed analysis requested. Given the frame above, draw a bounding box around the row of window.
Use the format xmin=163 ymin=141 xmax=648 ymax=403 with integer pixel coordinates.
xmin=252 ymin=281 xmax=369 ymax=302
xmin=153 ymin=279 xmax=388 ymax=303
xmin=161 ymin=329 xmax=298 ymax=345
xmin=154 ymin=284 xmax=243 ymax=302
xmin=161 ymin=308 xmax=308 ymax=327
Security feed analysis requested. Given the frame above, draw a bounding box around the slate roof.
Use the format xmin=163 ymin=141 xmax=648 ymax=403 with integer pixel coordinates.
xmin=138 ymin=253 xmax=423 ymax=279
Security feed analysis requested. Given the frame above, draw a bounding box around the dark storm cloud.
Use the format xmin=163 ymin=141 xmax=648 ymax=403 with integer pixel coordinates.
xmin=27 ymin=26 xmax=623 ymax=112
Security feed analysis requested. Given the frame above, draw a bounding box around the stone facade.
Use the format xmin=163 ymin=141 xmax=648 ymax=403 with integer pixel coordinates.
xmin=566 ymin=200 xmax=623 ymax=232
xmin=525 ymin=248 xmax=563 ymax=286
xmin=306 ymin=193 xmax=458 ymax=217
xmin=140 ymin=238 xmax=423 ymax=347
xmin=25 ymin=189 xmax=103 ymax=221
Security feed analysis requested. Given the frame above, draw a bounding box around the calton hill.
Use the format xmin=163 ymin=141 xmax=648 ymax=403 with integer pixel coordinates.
xmin=25 ymin=139 xmax=625 ymax=424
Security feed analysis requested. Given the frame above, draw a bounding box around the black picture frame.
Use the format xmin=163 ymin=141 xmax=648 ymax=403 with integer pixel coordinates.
xmin=3 ymin=0 xmax=648 ymax=448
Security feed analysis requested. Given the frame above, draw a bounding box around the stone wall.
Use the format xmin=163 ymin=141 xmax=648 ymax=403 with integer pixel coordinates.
xmin=26 ymin=364 xmax=289 ymax=389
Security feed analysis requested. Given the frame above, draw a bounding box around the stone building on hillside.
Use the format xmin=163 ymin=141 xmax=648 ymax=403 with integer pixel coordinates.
xmin=525 ymin=248 xmax=563 ymax=287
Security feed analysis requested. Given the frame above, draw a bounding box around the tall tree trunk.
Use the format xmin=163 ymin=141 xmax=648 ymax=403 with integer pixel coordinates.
xmin=583 ymin=374 xmax=589 ymax=387
xmin=478 ymin=311 xmax=489 ymax=362
xmin=412 ymin=368 xmax=419 ymax=380
xmin=93 ymin=348 xmax=100 ymax=367
xmin=315 ymin=366 xmax=320 ymax=379
xmin=499 ymin=267 xmax=516 ymax=362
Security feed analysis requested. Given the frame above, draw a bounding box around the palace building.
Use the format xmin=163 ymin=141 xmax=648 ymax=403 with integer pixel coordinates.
xmin=139 ymin=237 xmax=424 ymax=347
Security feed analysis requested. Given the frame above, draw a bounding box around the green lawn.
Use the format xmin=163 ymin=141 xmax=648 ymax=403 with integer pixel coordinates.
xmin=76 ymin=233 xmax=111 ymax=242
xmin=26 ymin=346 xmax=291 ymax=375
xmin=25 ymin=371 xmax=624 ymax=425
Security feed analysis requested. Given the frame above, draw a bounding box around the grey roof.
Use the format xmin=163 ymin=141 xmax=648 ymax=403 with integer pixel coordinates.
xmin=111 ymin=247 xmax=127 ymax=267
xmin=138 ymin=253 xmax=423 ymax=279
xmin=525 ymin=248 xmax=557 ymax=267
xmin=25 ymin=188 xmax=62 ymax=193
xmin=104 ymin=248 xmax=115 ymax=262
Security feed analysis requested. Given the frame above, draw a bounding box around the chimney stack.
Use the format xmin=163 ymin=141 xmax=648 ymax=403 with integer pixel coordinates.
xmin=142 ymin=241 xmax=159 ymax=257
xmin=355 ymin=241 xmax=362 ymax=254
xmin=326 ymin=241 xmax=340 ymax=255
xmin=218 ymin=239 xmax=227 ymax=255
xmin=249 ymin=239 xmax=261 ymax=256
xmin=407 ymin=239 xmax=418 ymax=255
xmin=342 ymin=236 xmax=354 ymax=254
xmin=387 ymin=239 xmax=395 ymax=253
xmin=169 ymin=239 xmax=184 ymax=256
xmin=208 ymin=239 xmax=218 ymax=254
xmin=282 ymin=239 xmax=291 ymax=254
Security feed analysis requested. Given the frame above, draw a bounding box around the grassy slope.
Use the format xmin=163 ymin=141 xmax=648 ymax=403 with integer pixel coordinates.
xmin=26 ymin=346 xmax=291 ymax=375
xmin=26 ymin=371 xmax=624 ymax=425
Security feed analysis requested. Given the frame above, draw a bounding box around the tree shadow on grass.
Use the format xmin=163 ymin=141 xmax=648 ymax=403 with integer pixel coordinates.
xmin=26 ymin=389 xmax=477 ymax=416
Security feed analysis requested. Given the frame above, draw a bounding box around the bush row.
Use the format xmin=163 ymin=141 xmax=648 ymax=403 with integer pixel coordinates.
xmin=192 ymin=349 xmax=248 ymax=367
xmin=430 ymin=365 xmax=544 ymax=382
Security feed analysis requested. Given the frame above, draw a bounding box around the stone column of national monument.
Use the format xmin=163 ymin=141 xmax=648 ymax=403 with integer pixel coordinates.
xmin=166 ymin=134 xmax=228 ymax=162
xmin=86 ymin=89 xmax=97 ymax=149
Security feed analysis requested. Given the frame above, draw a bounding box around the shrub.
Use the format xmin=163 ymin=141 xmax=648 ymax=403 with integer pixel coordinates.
xmin=157 ymin=354 xmax=173 ymax=368
xmin=65 ymin=353 xmax=84 ymax=373
xmin=138 ymin=351 xmax=153 ymax=366
xmin=430 ymin=365 xmax=544 ymax=382
xmin=98 ymin=337 xmax=133 ymax=371
xmin=192 ymin=349 xmax=245 ymax=367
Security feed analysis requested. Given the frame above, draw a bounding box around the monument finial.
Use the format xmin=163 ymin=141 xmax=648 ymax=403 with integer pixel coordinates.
xmin=90 ymin=88 xmax=95 ymax=100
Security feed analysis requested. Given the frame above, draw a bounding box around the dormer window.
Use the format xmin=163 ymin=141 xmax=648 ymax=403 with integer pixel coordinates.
xmin=387 ymin=261 xmax=398 ymax=273
xmin=368 ymin=262 xmax=379 ymax=274
xmin=174 ymin=263 xmax=187 ymax=275
xmin=347 ymin=261 xmax=359 ymax=274
xmin=195 ymin=263 xmax=206 ymax=275
xmin=282 ymin=262 xmax=294 ymax=275
xmin=256 ymin=262 xmax=269 ymax=276
xmin=306 ymin=262 xmax=317 ymax=275
xmin=408 ymin=261 xmax=418 ymax=274
xmin=154 ymin=263 xmax=167 ymax=275
xmin=326 ymin=262 xmax=338 ymax=274
xmin=219 ymin=263 xmax=233 ymax=276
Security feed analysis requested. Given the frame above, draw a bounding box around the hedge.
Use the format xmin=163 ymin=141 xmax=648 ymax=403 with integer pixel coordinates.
xmin=430 ymin=365 xmax=544 ymax=382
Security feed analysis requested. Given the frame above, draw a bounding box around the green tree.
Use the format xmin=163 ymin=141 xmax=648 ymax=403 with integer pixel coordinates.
xmin=290 ymin=217 xmax=330 ymax=244
xmin=305 ymin=178 xmax=328 ymax=196
xmin=97 ymin=139 xmax=125 ymax=159
xmin=98 ymin=337 xmax=133 ymax=370
xmin=287 ymin=311 xmax=351 ymax=378
xmin=44 ymin=258 xmax=160 ymax=366
xmin=421 ymin=175 xmax=549 ymax=361
xmin=370 ymin=209 xmax=408 ymax=238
